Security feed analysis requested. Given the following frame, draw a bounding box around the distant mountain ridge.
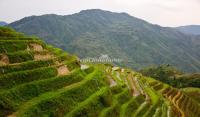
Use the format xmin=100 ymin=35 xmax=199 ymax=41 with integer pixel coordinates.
xmin=0 ymin=21 xmax=8 ymax=26
xmin=176 ymin=25 xmax=200 ymax=35
xmin=9 ymin=9 xmax=200 ymax=72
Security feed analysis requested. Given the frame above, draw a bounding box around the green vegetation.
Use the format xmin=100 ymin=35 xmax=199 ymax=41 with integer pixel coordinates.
xmin=9 ymin=9 xmax=200 ymax=73
xmin=0 ymin=69 xmax=85 ymax=112
xmin=0 ymin=40 xmax=44 ymax=53
xmin=0 ymin=27 xmax=200 ymax=117
xmin=0 ymin=59 xmax=55 ymax=75
xmin=120 ymin=95 xmax=145 ymax=117
xmin=181 ymin=87 xmax=200 ymax=104
xmin=140 ymin=64 xmax=200 ymax=88
xmin=65 ymin=87 xmax=111 ymax=117
xmin=0 ymin=66 xmax=58 ymax=89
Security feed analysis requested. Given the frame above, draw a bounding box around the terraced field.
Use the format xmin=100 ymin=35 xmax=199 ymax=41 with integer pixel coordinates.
xmin=0 ymin=27 xmax=200 ymax=117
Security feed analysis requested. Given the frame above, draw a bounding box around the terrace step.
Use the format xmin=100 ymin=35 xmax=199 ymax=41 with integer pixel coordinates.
xmin=126 ymin=73 xmax=141 ymax=96
xmin=0 ymin=32 xmax=24 ymax=37
xmin=0 ymin=40 xmax=44 ymax=53
xmin=168 ymin=89 xmax=178 ymax=100
xmin=162 ymin=87 xmax=200 ymax=116
xmin=0 ymin=37 xmax=38 ymax=40
xmin=13 ymin=69 xmax=104 ymax=116
xmin=0 ymin=50 xmax=52 ymax=64
xmin=0 ymin=66 xmax=58 ymax=90
xmin=153 ymin=107 xmax=162 ymax=117
xmin=120 ymin=95 xmax=145 ymax=117
xmin=0 ymin=59 xmax=55 ymax=75
xmin=149 ymin=81 xmax=158 ymax=87
xmin=99 ymin=88 xmax=132 ymax=117
xmin=161 ymin=103 xmax=168 ymax=117
xmin=172 ymin=91 xmax=182 ymax=104
xmin=152 ymin=83 xmax=163 ymax=91
xmin=132 ymin=101 xmax=151 ymax=117
xmin=65 ymin=87 xmax=110 ymax=117
xmin=144 ymin=101 xmax=162 ymax=117
xmin=0 ymin=69 xmax=85 ymax=116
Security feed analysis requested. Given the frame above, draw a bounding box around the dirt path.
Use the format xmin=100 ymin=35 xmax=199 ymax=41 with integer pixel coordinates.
xmin=108 ymin=75 xmax=117 ymax=87
xmin=29 ymin=43 xmax=43 ymax=51
xmin=0 ymin=54 xmax=9 ymax=65
xmin=34 ymin=54 xmax=52 ymax=60
xmin=127 ymin=74 xmax=140 ymax=96
xmin=7 ymin=114 xmax=16 ymax=117
xmin=57 ymin=65 xmax=70 ymax=76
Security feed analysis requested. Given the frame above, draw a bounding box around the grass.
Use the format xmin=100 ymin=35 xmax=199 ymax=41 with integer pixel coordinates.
xmin=132 ymin=102 xmax=151 ymax=117
xmin=161 ymin=103 xmax=168 ymax=117
xmin=120 ymin=95 xmax=145 ymax=117
xmin=0 ymin=31 xmax=24 ymax=37
xmin=99 ymin=88 xmax=132 ymax=117
xmin=0 ymin=69 xmax=86 ymax=114
xmin=0 ymin=41 xmax=27 ymax=53
xmin=153 ymin=83 xmax=164 ymax=91
xmin=65 ymin=87 xmax=111 ymax=117
xmin=144 ymin=100 xmax=162 ymax=117
xmin=6 ymin=51 xmax=34 ymax=63
xmin=0 ymin=59 xmax=55 ymax=75
xmin=0 ymin=37 xmax=39 ymax=40
xmin=0 ymin=66 xmax=58 ymax=89
xmin=111 ymin=71 xmax=124 ymax=85
xmin=153 ymin=107 xmax=162 ymax=117
xmin=138 ymin=78 xmax=159 ymax=104
xmin=181 ymin=87 xmax=200 ymax=103
xmin=6 ymin=50 xmax=53 ymax=63
xmin=15 ymin=69 xmax=106 ymax=117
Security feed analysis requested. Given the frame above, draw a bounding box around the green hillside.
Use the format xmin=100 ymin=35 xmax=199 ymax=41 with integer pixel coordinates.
xmin=181 ymin=87 xmax=200 ymax=104
xmin=0 ymin=27 xmax=200 ymax=117
xmin=140 ymin=65 xmax=200 ymax=88
xmin=9 ymin=9 xmax=200 ymax=73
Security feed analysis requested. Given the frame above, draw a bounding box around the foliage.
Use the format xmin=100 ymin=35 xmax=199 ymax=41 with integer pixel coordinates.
xmin=181 ymin=87 xmax=200 ymax=104
xmin=0 ymin=26 xmax=200 ymax=117
xmin=0 ymin=59 xmax=55 ymax=75
xmin=8 ymin=9 xmax=200 ymax=73
xmin=0 ymin=69 xmax=86 ymax=112
xmin=0 ymin=66 xmax=58 ymax=89
xmin=140 ymin=64 xmax=200 ymax=88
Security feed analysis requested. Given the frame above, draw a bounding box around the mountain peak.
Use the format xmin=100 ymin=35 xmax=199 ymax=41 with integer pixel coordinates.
xmin=78 ymin=9 xmax=131 ymax=16
xmin=79 ymin=9 xmax=112 ymax=13
xmin=0 ymin=21 xmax=8 ymax=26
xmin=8 ymin=10 xmax=200 ymax=73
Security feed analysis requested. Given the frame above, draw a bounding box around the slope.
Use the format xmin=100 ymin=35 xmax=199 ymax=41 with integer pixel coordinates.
xmin=8 ymin=9 xmax=200 ymax=73
xmin=176 ymin=25 xmax=200 ymax=35
xmin=0 ymin=27 xmax=200 ymax=117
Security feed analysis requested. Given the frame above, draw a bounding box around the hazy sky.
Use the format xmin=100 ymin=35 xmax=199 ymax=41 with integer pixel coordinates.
xmin=0 ymin=0 xmax=200 ymax=26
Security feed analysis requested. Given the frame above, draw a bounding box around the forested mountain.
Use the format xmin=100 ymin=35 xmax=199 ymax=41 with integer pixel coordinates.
xmin=9 ymin=9 xmax=200 ymax=72
xmin=176 ymin=25 xmax=200 ymax=35
xmin=0 ymin=21 xmax=7 ymax=26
